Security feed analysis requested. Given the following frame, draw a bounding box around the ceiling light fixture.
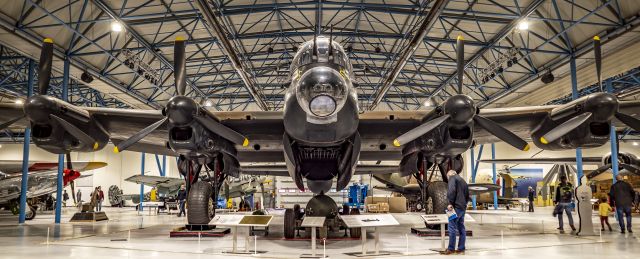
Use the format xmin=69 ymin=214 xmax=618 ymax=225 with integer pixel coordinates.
xmin=111 ymin=21 xmax=123 ymax=32
xmin=14 ymin=99 xmax=23 ymax=104
xmin=518 ymin=20 xmax=529 ymax=31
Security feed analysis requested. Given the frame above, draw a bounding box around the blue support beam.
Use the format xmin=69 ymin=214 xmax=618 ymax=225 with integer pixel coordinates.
xmin=470 ymin=145 xmax=484 ymax=210
xmin=140 ymin=153 xmax=145 ymax=212
xmin=155 ymin=154 xmax=165 ymax=177
xmin=54 ymin=57 xmax=70 ymax=224
xmin=491 ymin=143 xmax=498 ymax=210
xmin=18 ymin=59 xmax=34 ymax=224
xmin=607 ymin=79 xmax=619 ymax=183
xmin=569 ymin=56 xmax=584 ymax=185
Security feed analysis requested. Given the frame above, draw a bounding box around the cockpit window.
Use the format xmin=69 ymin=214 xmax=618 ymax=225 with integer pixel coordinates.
xmin=290 ymin=36 xmax=352 ymax=78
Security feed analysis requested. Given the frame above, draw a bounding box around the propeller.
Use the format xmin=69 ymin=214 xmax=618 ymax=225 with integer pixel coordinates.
xmin=394 ymin=36 xmax=530 ymax=151
xmin=0 ymin=38 xmax=54 ymax=131
xmin=114 ymin=37 xmax=248 ymax=153
xmin=66 ymin=153 xmax=77 ymax=205
xmin=540 ymin=36 xmax=640 ymax=146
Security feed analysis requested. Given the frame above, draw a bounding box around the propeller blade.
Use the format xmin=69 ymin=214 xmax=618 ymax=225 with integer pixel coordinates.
xmin=66 ymin=152 xmax=72 ymax=170
xmin=70 ymin=180 xmax=77 ymax=204
xmin=0 ymin=115 xmax=25 ymax=131
xmin=114 ymin=117 xmax=168 ymax=153
xmin=587 ymin=164 xmax=611 ymax=179
xmin=593 ymin=36 xmax=602 ymax=91
xmin=194 ymin=116 xmax=248 ymax=146
xmin=473 ymin=115 xmax=530 ymax=151
xmin=38 ymin=38 xmax=54 ymax=95
xmin=619 ymin=164 xmax=640 ymax=177
xmin=50 ymin=114 xmax=97 ymax=148
xmin=615 ymin=112 xmax=640 ymax=131
xmin=174 ymin=37 xmax=187 ymax=96
xmin=540 ymin=112 xmax=592 ymax=144
xmin=65 ymin=152 xmax=77 ymax=204
xmin=393 ymin=115 xmax=450 ymax=147
xmin=456 ymin=35 xmax=464 ymax=94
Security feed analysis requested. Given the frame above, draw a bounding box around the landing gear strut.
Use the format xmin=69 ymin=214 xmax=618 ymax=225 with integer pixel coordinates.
xmin=179 ymin=156 xmax=224 ymax=226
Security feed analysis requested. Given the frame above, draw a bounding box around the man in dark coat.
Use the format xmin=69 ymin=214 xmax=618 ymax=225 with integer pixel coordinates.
xmin=610 ymin=174 xmax=636 ymax=233
xmin=443 ymin=170 xmax=470 ymax=255
xmin=177 ymin=184 xmax=187 ymax=217
xmin=528 ymin=186 xmax=535 ymax=212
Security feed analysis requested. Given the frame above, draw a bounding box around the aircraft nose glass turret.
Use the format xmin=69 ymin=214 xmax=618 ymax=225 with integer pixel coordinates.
xmin=296 ymin=66 xmax=347 ymax=118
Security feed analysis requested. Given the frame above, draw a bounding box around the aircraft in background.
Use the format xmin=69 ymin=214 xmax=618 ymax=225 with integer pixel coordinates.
xmin=480 ymin=151 xmax=640 ymax=180
xmin=108 ymin=174 xmax=269 ymax=207
xmin=372 ymin=172 xmax=501 ymax=211
xmin=0 ymin=160 xmax=106 ymax=219
xmin=0 ymin=32 xmax=639 ymax=234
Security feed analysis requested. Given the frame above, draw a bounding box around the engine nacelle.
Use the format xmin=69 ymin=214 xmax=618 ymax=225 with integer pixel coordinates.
xmin=531 ymin=116 xmax=610 ymax=150
xmin=602 ymin=152 xmax=638 ymax=167
xmin=24 ymin=95 xmax=109 ymax=154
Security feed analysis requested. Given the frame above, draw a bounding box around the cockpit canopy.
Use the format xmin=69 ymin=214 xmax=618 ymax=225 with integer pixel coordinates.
xmin=290 ymin=36 xmax=353 ymax=79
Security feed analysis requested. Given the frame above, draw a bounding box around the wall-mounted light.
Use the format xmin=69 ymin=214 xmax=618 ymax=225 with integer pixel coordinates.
xmin=111 ymin=21 xmax=123 ymax=32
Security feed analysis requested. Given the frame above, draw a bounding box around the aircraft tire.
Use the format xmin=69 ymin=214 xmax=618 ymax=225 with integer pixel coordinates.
xmin=349 ymin=209 xmax=361 ymax=238
xmin=284 ymin=208 xmax=296 ymax=239
xmin=426 ymin=181 xmax=448 ymax=230
xmin=187 ymin=181 xmax=214 ymax=225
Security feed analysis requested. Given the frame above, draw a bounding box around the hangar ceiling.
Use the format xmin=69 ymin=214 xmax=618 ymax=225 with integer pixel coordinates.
xmin=0 ymin=0 xmax=639 ymax=112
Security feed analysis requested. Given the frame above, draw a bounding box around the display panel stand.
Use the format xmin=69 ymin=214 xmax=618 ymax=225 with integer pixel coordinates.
xmin=211 ymin=214 xmax=273 ymax=254
xmin=341 ymin=214 xmax=399 ymax=257
xmin=300 ymin=217 xmax=327 ymax=258
xmin=421 ymin=214 xmax=449 ymax=253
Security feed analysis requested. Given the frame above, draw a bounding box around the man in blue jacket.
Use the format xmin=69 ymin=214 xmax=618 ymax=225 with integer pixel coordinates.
xmin=443 ymin=170 xmax=470 ymax=255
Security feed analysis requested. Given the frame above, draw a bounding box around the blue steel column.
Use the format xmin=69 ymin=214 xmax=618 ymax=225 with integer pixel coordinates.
xmin=470 ymin=148 xmax=476 ymax=209
xmin=140 ymin=153 xmax=145 ymax=211
xmin=606 ymin=79 xmax=619 ymax=183
xmin=162 ymin=155 xmax=166 ymax=177
xmin=570 ymin=56 xmax=584 ymax=185
xmin=470 ymin=145 xmax=484 ymax=210
xmin=18 ymin=59 xmax=35 ymax=224
xmin=491 ymin=144 xmax=498 ymax=210
xmin=54 ymin=57 xmax=70 ymax=224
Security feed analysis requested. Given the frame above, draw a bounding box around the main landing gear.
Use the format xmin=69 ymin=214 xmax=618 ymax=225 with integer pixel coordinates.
xmin=179 ymin=156 xmax=225 ymax=227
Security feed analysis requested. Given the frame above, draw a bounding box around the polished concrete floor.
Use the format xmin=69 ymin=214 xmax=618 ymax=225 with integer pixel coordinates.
xmin=0 ymin=205 xmax=638 ymax=258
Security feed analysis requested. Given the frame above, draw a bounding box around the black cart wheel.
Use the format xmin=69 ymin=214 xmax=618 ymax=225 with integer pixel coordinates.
xmin=284 ymin=208 xmax=296 ymax=239
xmin=426 ymin=181 xmax=448 ymax=229
xmin=25 ymin=205 xmax=36 ymax=220
xmin=349 ymin=209 xmax=361 ymax=238
xmin=187 ymin=181 xmax=214 ymax=225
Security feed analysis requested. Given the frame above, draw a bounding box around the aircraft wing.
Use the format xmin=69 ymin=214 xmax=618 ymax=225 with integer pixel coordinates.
xmin=0 ymin=160 xmax=107 ymax=177
xmin=124 ymin=175 xmax=183 ymax=189
xmin=479 ymin=157 xmax=602 ymax=165
xmin=468 ymin=183 xmax=501 ymax=194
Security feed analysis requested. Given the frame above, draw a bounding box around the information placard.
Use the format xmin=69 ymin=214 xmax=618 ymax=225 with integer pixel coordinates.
xmin=421 ymin=214 xmax=448 ymax=224
xmin=340 ymin=214 xmax=399 ymax=228
xmin=301 ymin=216 xmax=326 ymax=228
